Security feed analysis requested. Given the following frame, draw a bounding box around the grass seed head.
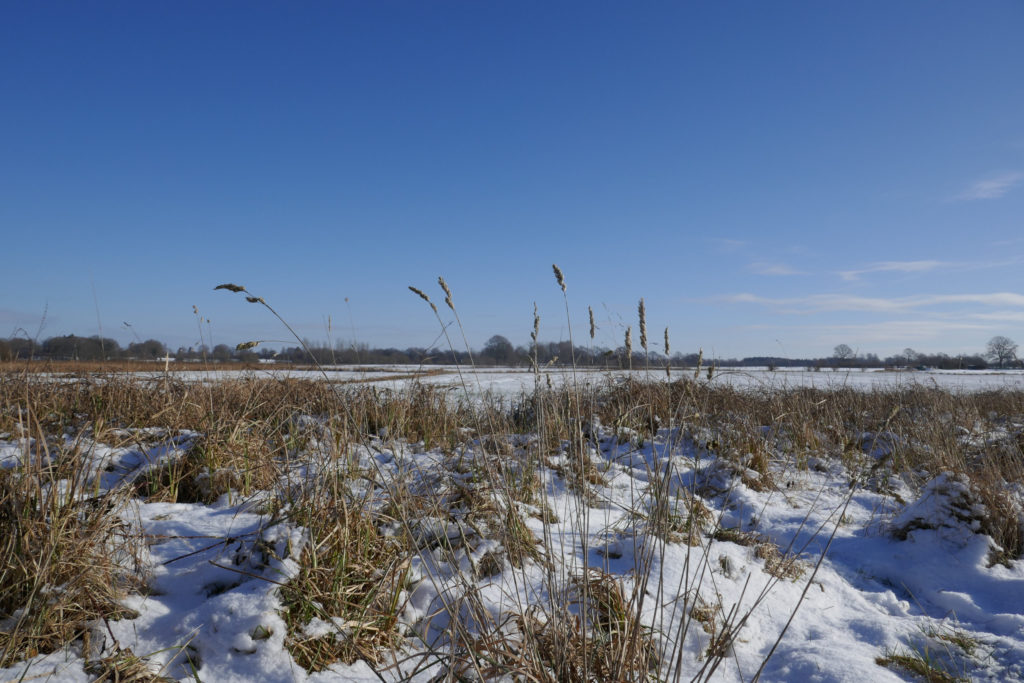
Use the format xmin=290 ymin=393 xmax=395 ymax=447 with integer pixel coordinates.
xmin=214 ymin=283 xmax=246 ymax=293
xmin=638 ymin=298 xmax=647 ymax=351
xmin=408 ymin=286 xmax=438 ymax=313
xmin=664 ymin=328 xmax=671 ymax=377
xmin=552 ymin=264 xmax=566 ymax=293
xmin=438 ymin=276 xmax=454 ymax=310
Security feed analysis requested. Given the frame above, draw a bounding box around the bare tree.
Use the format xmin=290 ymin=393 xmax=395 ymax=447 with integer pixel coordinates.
xmin=833 ymin=344 xmax=854 ymax=360
xmin=986 ymin=336 xmax=1018 ymax=368
xmin=482 ymin=335 xmax=515 ymax=365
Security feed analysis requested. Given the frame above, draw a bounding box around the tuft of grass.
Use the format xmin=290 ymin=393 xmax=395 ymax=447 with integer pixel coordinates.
xmin=135 ymin=430 xmax=280 ymax=504
xmin=508 ymin=570 xmax=657 ymax=682
xmin=84 ymin=646 xmax=175 ymax=682
xmin=279 ymin=485 xmax=411 ymax=671
xmin=876 ymin=647 xmax=969 ymax=683
xmin=876 ymin=620 xmax=983 ymax=683
xmin=925 ymin=624 xmax=983 ymax=659
xmin=645 ymin=491 xmax=713 ymax=546
xmin=713 ymin=527 xmax=806 ymax=580
xmin=753 ymin=540 xmax=807 ymax=581
xmin=712 ymin=526 xmax=761 ymax=546
xmin=0 ymin=452 xmax=141 ymax=668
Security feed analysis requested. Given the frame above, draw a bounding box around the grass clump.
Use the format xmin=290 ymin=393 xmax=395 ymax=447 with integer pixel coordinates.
xmin=876 ymin=620 xmax=984 ymax=682
xmin=753 ymin=541 xmax=807 ymax=581
xmin=84 ymin=646 xmax=175 ymax=682
xmin=0 ymin=459 xmax=140 ymax=668
xmin=279 ymin=485 xmax=411 ymax=671
xmin=876 ymin=647 xmax=969 ymax=683
xmin=503 ymin=570 xmax=657 ymax=682
xmin=134 ymin=430 xmax=280 ymax=504
xmin=926 ymin=625 xmax=983 ymax=659
xmin=713 ymin=527 xmax=806 ymax=580
xmin=641 ymin=491 xmax=713 ymax=546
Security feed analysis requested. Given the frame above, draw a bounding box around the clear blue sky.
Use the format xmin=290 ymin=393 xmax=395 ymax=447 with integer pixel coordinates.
xmin=3 ymin=1 xmax=1023 ymax=359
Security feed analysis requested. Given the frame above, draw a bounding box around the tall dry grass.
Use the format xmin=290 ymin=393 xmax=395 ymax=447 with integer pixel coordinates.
xmin=0 ymin=277 xmax=1021 ymax=679
xmin=0 ymin=427 xmax=141 ymax=668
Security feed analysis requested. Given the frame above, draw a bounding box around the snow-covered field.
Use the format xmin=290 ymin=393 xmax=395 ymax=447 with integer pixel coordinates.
xmin=64 ymin=364 xmax=1024 ymax=396
xmin=2 ymin=374 xmax=1023 ymax=682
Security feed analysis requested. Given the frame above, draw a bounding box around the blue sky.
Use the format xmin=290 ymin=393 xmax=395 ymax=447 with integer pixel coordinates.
xmin=2 ymin=1 xmax=1022 ymax=359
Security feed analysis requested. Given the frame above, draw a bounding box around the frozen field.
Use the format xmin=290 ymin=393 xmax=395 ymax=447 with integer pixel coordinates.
xmin=115 ymin=364 xmax=1024 ymax=396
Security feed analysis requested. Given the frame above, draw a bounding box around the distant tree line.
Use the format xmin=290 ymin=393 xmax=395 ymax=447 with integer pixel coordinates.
xmin=828 ymin=336 xmax=1019 ymax=370
xmin=0 ymin=335 xmax=170 ymax=362
xmin=0 ymin=332 xmax=1018 ymax=370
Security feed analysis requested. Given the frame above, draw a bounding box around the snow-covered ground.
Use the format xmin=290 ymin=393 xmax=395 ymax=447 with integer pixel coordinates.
xmin=2 ymin=398 xmax=1023 ymax=682
xmin=47 ymin=364 xmax=1024 ymax=397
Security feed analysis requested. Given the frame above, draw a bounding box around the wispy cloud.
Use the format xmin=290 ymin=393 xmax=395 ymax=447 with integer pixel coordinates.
xmin=710 ymin=238 xmax=747 ymax=252
xmin=742 ymin=319 xmax=996 ymax=352
xmin=839 ymin=260 xmax=945 ymax=282
xmin=813 ymin=320 xmax=992 ymax=345
xmin=724 ymin=291 xmax=1024 ymax=314
xmin=749 ymin=262 xmax=804 ymax=276
xmin=991 ymin=237 xmax=1024 ymax=247
xmin=965 ymin=310 xmax=1024 ymax=323
xmin=725 ymin=293 xmax=906 ymax=313
xmin=956 ymin=171 xmax=1024 ymax=200
xmin=838 ymin=257 xmax=1023 ymax=281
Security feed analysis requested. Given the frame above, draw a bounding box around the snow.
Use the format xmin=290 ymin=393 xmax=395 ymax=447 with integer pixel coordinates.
xmin=34 ymin=365 xmax=1024 ymax=398
xmin=2 ymin=386 xmax=1023 ymax=681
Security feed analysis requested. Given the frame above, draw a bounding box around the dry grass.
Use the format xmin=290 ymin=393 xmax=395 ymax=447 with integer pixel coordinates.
xmin=448 ymin=570 xmax=658 ymax=682
xmin=0 ymin=452 xmax=140 ymax=667
xmin=2 ymin=277 xmax=1021 ymax=680
xmin=876 ymin=648 xmax=969 ymax=683
xmin=84 ymin=646 xmax=176 ymax=682
xmin=279 ymin=484 xmax=411 ymax=670
xmin=1 ymin=361 xmax=1023 ymax=677
xmin=521 ymin=570 xmax=657 ymax=682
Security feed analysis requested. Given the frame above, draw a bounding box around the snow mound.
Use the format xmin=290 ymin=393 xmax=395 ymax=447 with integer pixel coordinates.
xmin=890 ymin=473 xmax=987 ymax=545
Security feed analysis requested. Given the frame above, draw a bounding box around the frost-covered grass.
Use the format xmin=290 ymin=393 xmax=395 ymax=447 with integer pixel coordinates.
xmin=2 ymin=367 xmax=1024 ymax=681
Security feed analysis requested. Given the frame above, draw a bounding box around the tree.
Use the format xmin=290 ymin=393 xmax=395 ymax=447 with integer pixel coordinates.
xmin=833 ymin=344 xmax=854 ymax=361
xmin=482 ymin=335 xmax=515 ymax=365
xmin=986 ymin=336 xmax=1018 ymax=369
xmin=127 ymin=339 xmax=166 ymax=360
xmin=211 ymin=344 xmax=233 ymax=362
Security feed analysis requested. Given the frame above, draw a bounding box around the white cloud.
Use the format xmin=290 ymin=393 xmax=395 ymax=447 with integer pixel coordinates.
xmin=931 ymin=293 xmax=1024 ymax=307
xmin=813 ymin=320 xmax=992 ymax=346
xmin=839 ymin=260 xmax=945 ymax=281
xmin=723 ymin=293 xmax=907 ymax=313
xmin=841 ymin=257 xmax=1023 ymax=280
xmin=723 ymin=291 xmax=1024 ymax=314
xmin=965 ymin=310 xmax=1024 ymax=323
xmin=750 ymin=262 xmax=803 ymax=276
xmin=956 ymin=171 xmax=1024 ymax=200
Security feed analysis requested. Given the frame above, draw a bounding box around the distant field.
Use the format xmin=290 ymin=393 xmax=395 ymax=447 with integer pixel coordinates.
xmin=9 ymin=361 xmax=1021 ymax=395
